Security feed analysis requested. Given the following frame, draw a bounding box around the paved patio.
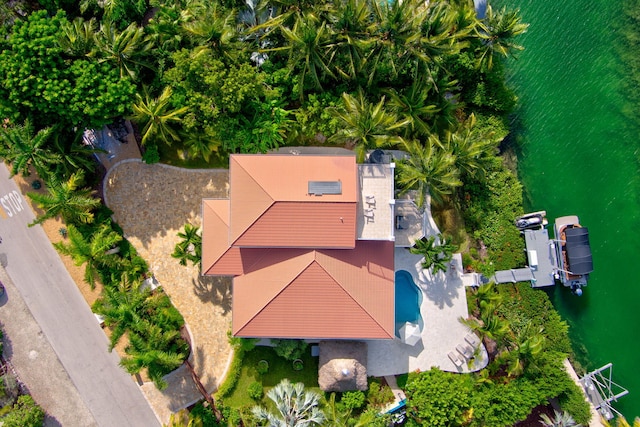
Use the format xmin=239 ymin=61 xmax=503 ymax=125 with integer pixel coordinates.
xmin=367 ymin=197 xmax=488 ymax=376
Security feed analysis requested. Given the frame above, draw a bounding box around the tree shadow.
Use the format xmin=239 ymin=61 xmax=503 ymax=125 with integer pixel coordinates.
xmin=192 ymin=276 xmax=232 ymax=315
xmin=421 ymin=270 xmax=461 ymax=309
xmin=103 ymin=163 xmax=229 ymax=249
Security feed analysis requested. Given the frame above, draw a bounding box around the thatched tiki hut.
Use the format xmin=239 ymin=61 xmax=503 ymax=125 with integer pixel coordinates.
xmin=318 ymin=341 xmax=368 ymax=392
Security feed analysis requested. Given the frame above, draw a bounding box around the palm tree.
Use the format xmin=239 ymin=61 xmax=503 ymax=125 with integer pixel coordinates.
xmin=181 ymin=1 xmax=240 ymax=62
xmin=501 ymin=322 xmax=545 ymax=377
xmin=54 ymin=224 xmax=122 ymax=289
xmin=58 ymin=17 xmax=97 ymax=58
xmin=476 ymin=5 xmax=528 ymax=71
xmin=326 ymin=0 xmax=371 ymax=82
xmin=602 ymin=417 xmax=640 ymax=427
xmin=385 ymin=78 xmax=439 ymax=138
xmin=92 ymin=278 xmax=151 ymax=350
xmin=27 ymin=171 xmax=101 ymax=226
xmin=331 ymin=90 xmax=409 ymax=162
xmin=252 ymin=379 xmax=325 ymax=427
xmin=410 ymin=234 xmax=456 ymax=274
xmin=51 ymin=131 xmax=101 ymax=179
xmin=130 ymin=87 xmax=188 ymax=146
xmin=0 ymin=119 xmax=60 ymax=179
xmin=93 ymin=20 xmax=155 ymax=79
xmin=539 ymin=410 xmax=580 ymax=427
xmin=172 ymin=223 xmax=202 ymax=267
xmin=443 ymin=113 xmax=498 ymax=181
xmin=120 ymin=321 xmax=188 ymax=390
xmin=267 ymin=12 xmax=335 ymax=98
xmin=366 ymin=0 xmax=429 ymax=84
xmin=182 ymin=133 xmax=220 ymax=163
xmin=395 ymin=137 xmax=461 ymax=208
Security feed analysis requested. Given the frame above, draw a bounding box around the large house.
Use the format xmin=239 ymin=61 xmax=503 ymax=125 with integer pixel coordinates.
xmin=202 ymin=152 xmax=402 ymax=340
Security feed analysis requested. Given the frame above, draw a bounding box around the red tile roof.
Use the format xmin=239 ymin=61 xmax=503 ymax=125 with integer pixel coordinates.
xmin=202 ymin=154 xmax=394 ymax=340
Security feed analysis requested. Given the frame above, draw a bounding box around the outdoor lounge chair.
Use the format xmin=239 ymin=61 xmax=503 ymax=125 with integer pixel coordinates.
xmin=465 ymin=333 xmax=479 ymax=348
xmin=448 ymin=351 xmax=463 ymax=367
xmin=456 ymin=344 xmax=474 ymax=359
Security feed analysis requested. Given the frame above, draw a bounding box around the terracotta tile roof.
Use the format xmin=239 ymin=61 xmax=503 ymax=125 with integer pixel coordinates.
xmin=229 ymin=155 xmax=357 ymax=247
xmin=202 ymin=154 xmax=395 ymax=340
xmin=232 ymin=242 xmax=395 ymax=339
xmin=235 ymin=202 xmax=356 ymax=248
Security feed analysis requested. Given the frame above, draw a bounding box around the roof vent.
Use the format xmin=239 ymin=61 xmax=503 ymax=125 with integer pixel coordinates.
xmin=308 ymin=180 xmax=342 ymax=195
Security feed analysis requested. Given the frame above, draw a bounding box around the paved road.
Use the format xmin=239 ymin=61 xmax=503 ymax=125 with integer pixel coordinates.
xmin=0 ymin=164 xmax=160 ymax=427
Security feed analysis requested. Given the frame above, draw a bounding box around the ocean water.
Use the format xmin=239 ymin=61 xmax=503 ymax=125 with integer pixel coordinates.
xmin=497 ymin=0 xmax=640 ymax=418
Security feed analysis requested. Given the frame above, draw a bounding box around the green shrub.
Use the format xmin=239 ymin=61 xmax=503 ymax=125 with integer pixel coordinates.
xmin=2 ymin=395 xmax=45 ymax=427
xmin=215 ymin=348 xmax=245 ymax=399
xmin=256 ymin=360 xmax=269 ymax=375
xmin=340 ymin=390 xmax=366 ymax=410
xmin=558 ymin=384 xmax=592 ymax=426
xmin=142 ymin=144 xmax=160 ymax=164
xmin=366 ymin=381 xmax=394 ymax=408
xmin=247 ymin=381 xmax=263 ymax=401
xmin=270 ymin=339 xmax=308 ymax=361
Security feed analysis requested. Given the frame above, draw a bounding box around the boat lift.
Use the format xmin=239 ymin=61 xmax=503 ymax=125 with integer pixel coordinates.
xmin=579 ymin=363 xmax=629 ymax=420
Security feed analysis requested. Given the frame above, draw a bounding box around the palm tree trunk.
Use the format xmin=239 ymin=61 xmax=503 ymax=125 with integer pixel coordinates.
xmin=184 ymin=359 xmax=222 ymax=422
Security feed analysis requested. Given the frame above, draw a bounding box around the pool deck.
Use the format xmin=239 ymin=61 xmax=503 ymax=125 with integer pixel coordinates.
xmin=367 ymin=199 xmax=488 ymax=376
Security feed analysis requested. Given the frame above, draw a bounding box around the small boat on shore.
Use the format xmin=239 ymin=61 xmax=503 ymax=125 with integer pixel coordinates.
xmin=553 ymin=215 xmax=593 ymax=295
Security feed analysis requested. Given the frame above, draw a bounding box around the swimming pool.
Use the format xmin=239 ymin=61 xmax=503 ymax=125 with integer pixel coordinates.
xmin=395 ymin=270 xmax=423 ymax=334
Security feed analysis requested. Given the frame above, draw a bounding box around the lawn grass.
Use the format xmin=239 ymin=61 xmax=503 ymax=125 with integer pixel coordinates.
xmin=222 ymin=346 xmax=320 ymax=410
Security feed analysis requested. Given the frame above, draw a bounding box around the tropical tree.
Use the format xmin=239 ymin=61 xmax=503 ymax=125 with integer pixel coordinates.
xmin=331 ymin=90 xmax=408 ymax=162
xmin=476 ymin=5 xmax=529 ymax=71
xmin=252 ymin=379 xmax=325 ymax=427
xmin=181 ymin=1 xmax=240 ymax=62
xmin=27 ymin=171 xmax=101 ymax=226
xmin=410 ymin=234 xmax=456 ymax=274
xmin=130 ymin=87 xmax=188 ymax=146
xmin=366 ymin=0 xmax=430 ymax=84
xmin=172 ymin=223 xmax=202 ymax=267
xmin=93 ymin=20 xmax=155 ymax=80
xmin=0 ymin=119 xmax=60 ymax=178
xmin=58 ymin=17 xmax=97 ymax=58
xmin=385 ymin=78 xmax=439 ymax=138
xmin=602 ymin=417 xmax=640 ymax=427
xmin=443 ymin=113 xmax=498 ymax=181
xmin=92 ymin=278 xmax=150 ymax=350
xmin=395 ymin=137 xmax=461 ymax=208
xmin=326 ymin=0 xmax=371 ymax=82
xmin=120 ymin=321 xmax=188 ymax=390
xmin=269 ymin=12 xmax=335 ymax=98
xmin=539 ymin=409 xmax=580 ymax=427
xmin=54 ymin=223 xmax=123 ymax=289
xmin=500 ymin=321 xmax=545 ymax=377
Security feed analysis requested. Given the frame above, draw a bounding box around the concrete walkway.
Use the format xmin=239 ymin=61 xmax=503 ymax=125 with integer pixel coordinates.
xmin=0 ymin=164 xmax=160 ymax=426
xmin=0 ymin=268 xmax=96 ymax=427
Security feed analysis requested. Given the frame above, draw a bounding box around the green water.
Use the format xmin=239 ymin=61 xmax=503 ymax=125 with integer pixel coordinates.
xmin=497 ymin=0 xmax=640 ymax=418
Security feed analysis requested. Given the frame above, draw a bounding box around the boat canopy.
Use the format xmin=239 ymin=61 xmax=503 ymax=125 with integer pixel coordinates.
xmin=565 ymin=227 xmax=593 ymax=275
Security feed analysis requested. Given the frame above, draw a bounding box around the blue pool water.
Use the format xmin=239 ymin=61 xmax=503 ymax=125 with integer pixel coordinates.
xmin=395 ymin=270 xmax=423 ymax=330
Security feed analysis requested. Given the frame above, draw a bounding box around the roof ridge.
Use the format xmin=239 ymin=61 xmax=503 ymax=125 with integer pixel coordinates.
xmin=229 ymin=156 xmax=275 ymax=244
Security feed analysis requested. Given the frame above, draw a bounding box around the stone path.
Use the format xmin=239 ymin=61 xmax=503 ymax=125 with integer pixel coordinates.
xmin=104 ymin=160 xmax=232 ymax=424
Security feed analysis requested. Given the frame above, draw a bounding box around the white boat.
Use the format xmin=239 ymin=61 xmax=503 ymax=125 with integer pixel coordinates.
xmin=553 ymin=215 xmax=593 ymax=295
xmin=515 ymin=210 xmax=548 ymax=231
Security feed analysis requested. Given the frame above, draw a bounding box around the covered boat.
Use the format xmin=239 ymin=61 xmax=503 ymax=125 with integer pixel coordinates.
xmin=553 ymin=215 xmax=593 ymax=294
